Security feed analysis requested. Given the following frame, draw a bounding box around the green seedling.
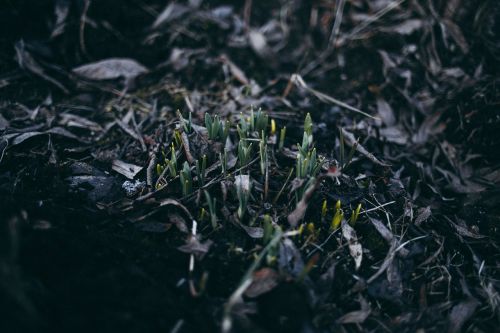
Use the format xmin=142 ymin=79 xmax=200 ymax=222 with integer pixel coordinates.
xmin=278 ymin=126 xmax=286 ymax=150
xmin=177 ymin=110 xmax=192 ymax=133
xmin=321 ymin=199 xmax=328 ymax=220
xmin=238 ymin=139 xmax=253 ymax=167
xmin=173 ymin=130 xmax=182 ymax=148
xmin=199 ymin=207 xmax=206 ymax=221
xmin=156 ymin=163 xmax=164 ymax=176
xmin=238 ymin=108 xmax=269 ymax=137
xmin=304 ymin=112 xmax=313 ymax=136
xmin=196 ymin=154 xmax=207 ymax=187
xmin=180 ymin=161 xmax=193 ymax=196
xmin=219 ymin=147 xmax=228 ymax=175
xmin=164 ymin=144 xmax=178 ymax=177
xmin=331 ymin=200 xmax=343 ymax=230
xmin=204 ymin=190 xmax=217 ymax=229
xmin=262 ymin=214 xmax=273 ymax=244
xmin=259 ymin=131 xmax=268 ymax=175
xmin=296 ymin=148 xmax=322 ymax=179
xmin=205 ymin=113 xmax=229 ymax=142
xmin=253 ymin=108 xmax=269 ymax=134
xmin=350 ymin=203 xmax=362 ymax=226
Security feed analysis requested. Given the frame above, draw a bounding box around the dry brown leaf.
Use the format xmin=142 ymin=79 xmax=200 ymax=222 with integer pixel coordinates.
xmin=341 ymin=220 xmax=363 ymax=270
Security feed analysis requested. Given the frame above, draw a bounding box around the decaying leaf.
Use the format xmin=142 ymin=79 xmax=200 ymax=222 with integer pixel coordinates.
xmin=244 ymin=268 xmax=280 ymax=298
xmin=369 ymin=217 xmax=394 ymax=243
xmin=414 ymin=206 xmax=431 ymax=226
xmin=178 ymin=237 xmax=213 ymax=259
xmin=152 ymin=3 xmax=190 ymax=28
xmin=341 ymin=220 xmax=363 ymax=270
xmin=73 ymin=58 xmax=148 ymax=82
xmin=448 ymin=299 xmax=479 ymax=333
xmin=111 ymin=160 xmax=143 ymax=179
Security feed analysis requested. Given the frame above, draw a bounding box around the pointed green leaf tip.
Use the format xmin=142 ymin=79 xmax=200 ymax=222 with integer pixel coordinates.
xmin=304 ymin=113 xmax=313 ymax=136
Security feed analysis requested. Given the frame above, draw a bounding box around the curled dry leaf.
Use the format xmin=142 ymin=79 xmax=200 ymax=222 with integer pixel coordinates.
xmin=448 ymin=299 xmax=479 ymax=333
xmin=238 ymin=224 xmax=264 ymax=239
xmin=414 ymin=206 xmax=431 ymax=226
xmin=10 ymin=127 xmax=84 ymax=146
xmin=73 ymin=58 xmax=148 ymax=81
xmin=112 ymin=160 xmax=143 ymax=179
xmin=178 ymin=237 xmax=213 ymax=259
xmin=152 ymin=3 xmax=189 ymax=28
xmin=369 ymin=217 xmax=394 ymax=243
xmin=341 ymin=220 xmax=363 ymax=270
xmin=244 ymin=268 xmax=280 ymax=298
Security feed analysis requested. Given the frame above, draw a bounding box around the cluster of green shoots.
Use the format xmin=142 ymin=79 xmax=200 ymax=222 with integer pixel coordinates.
xmin=154 ymin=108 xmax=347 ymax=232
xmin=294 ymin=113 xmax=324 ymax=201
xmin=205 ymin=113 xmax=230 ymax=142
xmin=296 ymin=200 xmax=363 ymax=243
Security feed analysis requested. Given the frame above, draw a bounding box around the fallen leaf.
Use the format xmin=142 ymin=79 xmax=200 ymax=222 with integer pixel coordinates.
xmin=414 ymin=206 xmax=431 ymax=226
xmin=73 ymin=58 xmax=148 ymax=81
xmin=152 ymin=3 xmax=189 ymax=28
xmin=245 ymin=268 xmax=280 ymax=298
xmin=448 ymin=299 xmax=478 ymax=333
xmin=376 ymin=97 xmax=396 ymax=126
xmin=112 ymin=160 xmax=143 ymax=179
xmin=342 ymin=220 xmax=363 ymax=270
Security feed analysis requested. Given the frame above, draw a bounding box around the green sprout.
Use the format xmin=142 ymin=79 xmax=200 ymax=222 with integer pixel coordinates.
xmin=164 ymin=144 xmax=178 ymax=177
xmin=156 ymin=163 xmax=164 ymax=176
xmin=304 ymin=112 xmax=313 ymax=135
xmin=196 ymin=154 xmax=207 ymax=187
xmin=238 ymin=108 xmax=269 ymax=138
xmin=177 ymin=110 xmax=192 ymax=133
xmin=259 ymin=131 xmax=268 ymax=175
xmin=238 ymin=139 xmax=253 ymax=167
xmin=331 ymin=200 xmax=343 ymax=230
xmin=205 ymin=113 xmax=229 ymax=142
xmin=262 ymin=214 xmax=273 ymax=244
xmin=296 ymin=148 xmax=322 ymax=179
xmin=321 ymin=199 xmax=328 ymax=220
xmin=204 ymin=190 xmax=217 ymax=229
xmin=173 ymin=130 xmax=182 ymax=148
xmin=253 ymin=108 xmax=269 ymax=134
xmin=295 ymin=113 xmax=324 ymax=179
xmin=180 ymin=161 xmax=193 ymax=196
xmin=350 ymin=203 xmax=362 ymax=226
xmin=278 ymin=126 xmax=286 ymax=150
xmin=219 ymin=147 xmax=228 ymax=175
xmin=270 ymin=119 xmax=276 ymax=136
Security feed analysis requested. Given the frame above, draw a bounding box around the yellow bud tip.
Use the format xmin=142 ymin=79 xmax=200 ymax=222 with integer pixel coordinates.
xmin=321 ymin=200 xmax=328 ymax=217
xmin=271 ymin=119 xmax=276 ymax=135
xmin=336 ymin=200 xmax=341 ymax=211
xmin=307 ymin=223 xmax=315 ymax=234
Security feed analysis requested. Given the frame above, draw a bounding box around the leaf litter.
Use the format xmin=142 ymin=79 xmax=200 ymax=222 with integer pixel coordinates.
xmin=0 ymin=1 xmax=499 ymax=332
